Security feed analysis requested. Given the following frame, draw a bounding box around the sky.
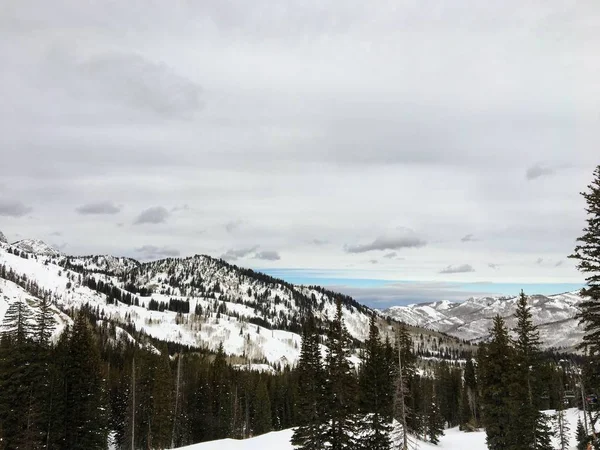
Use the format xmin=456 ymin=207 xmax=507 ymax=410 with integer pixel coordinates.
xmin=0 ymin=1 xmax=598 ymax=307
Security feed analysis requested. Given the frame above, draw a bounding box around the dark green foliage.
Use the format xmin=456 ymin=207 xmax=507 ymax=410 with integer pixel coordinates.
xmin=506 ymin=291 xmax=543 ymax=449
xmin=322 ymin=300 xmax=359 ymax=450
xmin=576 ymin=418 xmax=590 ymax=450
xmin=533 ymin=412 xmax=554 ymax=450
xmin=64 ymin=314 xmax=108 ymax=449
xmin=358 ymin=315 xmax=392 ymax=450
xmin=570 ymin=166 xmax=600 ymax=355
xmin=479 ymin=315 xmax=513 ymax=450
xmin=292 ymin=315 xmax=325 ymax=450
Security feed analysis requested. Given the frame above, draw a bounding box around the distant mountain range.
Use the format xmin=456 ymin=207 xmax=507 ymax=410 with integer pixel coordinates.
xmin=0 ymin=231 xmax=470 ymax=369
xmin=381 ymin=291 xmax=585 ymax=351
xmin=0 ymin=229 xmax=585 ymax=363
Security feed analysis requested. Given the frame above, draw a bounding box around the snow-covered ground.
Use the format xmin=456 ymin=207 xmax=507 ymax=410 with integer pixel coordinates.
xmin=176 ymin=408 xmax=589 ymax=450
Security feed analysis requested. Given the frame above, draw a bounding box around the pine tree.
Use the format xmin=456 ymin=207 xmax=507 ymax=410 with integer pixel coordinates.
xmin=64 ymin=313 xmax=108 ymax=449
xmin=533 ymin=412 xmax=554 ymax=450
xmin=570 ymin=165 xmax=600 ymax=355
xmin=358 ymin=315 xmax=392 ymax=450
xmin=479 ymin=316 xmax=513 ymax=450
xmin=460 ymin=358 xmax=479 ymax=429
xmin=556 ymin=403 xmax=571 ymax=450
xmin=151 ymin=346 xmax=173 ymax=448
xmin=2 ymin=300 xmax=33 ymax=345
xmin=252 ymin=379 xmax=272 ymax=436
xmin=507 ymin=291 xmax=543 ymax=449
xmin=33 ymin=295 xmax=57 ymax=346
xmin=292 ymin=315 xmax=325 ymax=450
xmin=394 ymin=325 xmax=415 ymax=450
xmin=322 ymin=300 xmax=359 ymax=450
xmin=577 ymin=418 xmax=590 ymax=450
xmin=427 ymin=398 xmax=444 ymax=445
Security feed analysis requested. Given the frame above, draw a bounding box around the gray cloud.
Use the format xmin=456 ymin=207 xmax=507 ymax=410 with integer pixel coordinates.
xmin=461 ymin=234 xmax=477 ymax=242
xmin=369 ymin=259 xmax=378 ymax=264
xmin=171 ymin=204 xmax=190 ymax=212
xmin=439 ymin=264 xmax=475 ymax=274
xmin=225 ymin=219 xmax=243 ymax=233
xmin=383 ymin=252 xmax=397 ymax=259
xmin=312 ymin=239 xmax=328 ymax=246
xmin=0 ymin=200 xmax=32 ymax=217
xmin=133 ymin=206 xmax=170 ymax=225
xmin=488 ymin=263 xmax=499 ymax=270
xmin=345 ymin=229 xmax=426 ymax=253
xmin=0 ymin=1 xmax=595 ymax=287
xmin=526 ymin=164 xmax=555 ymax=180
xmin=50 ymin=231 xmax=63 ymax=236
xmin=555 ymin=260 xmax=563 ymax=267
xmin=76 ymin=201 xmax=121 ymax=215
xmin=78 ymin=53 xmax=203 ymax=119
xmin=536 ymin=258 xmax=544 ymax=265
xmin=254 ymin=250 xmax=281 ymax=261
xmin=135 ymin=245 xmax=180 ymax=260
xmin=220 ymin=246 xmax=259 ymax=262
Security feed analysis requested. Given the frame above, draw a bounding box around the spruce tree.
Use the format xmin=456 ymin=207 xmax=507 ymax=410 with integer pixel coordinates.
xmin=322 ymin=300 xmax=359 ymax=450
xmin=64 ymin=313 xmax=108 ymax=449
xmin=152 ymin=347 xmax=173 ymax=448
xmin=33 ymin=295 xmax=57 ymax=346
xmin=479 ymin=315 xmax=513 ymax=450
xmin=507 ymin=291 xmax=543 ymax=449
xmin=291 ymin=314 xmax=325 ymax=450
xmin=2 ymin=300 xmax=33 ymax=345
xmin=394 ymin=325 xmax=416 ymax=450
xmin=252 ymin=379 xmax=272 ymax=436
xmin=577 ymin=418 xmax=590 ymax=450
xmin=570 ymin=165 xmax=600 ymax=354
xmin=358 ymin=315 xmax=392 ymax=450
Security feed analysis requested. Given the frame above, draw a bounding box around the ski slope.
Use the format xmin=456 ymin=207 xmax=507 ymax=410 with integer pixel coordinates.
xmin=176 ymin=409 xmax=588 ymax=450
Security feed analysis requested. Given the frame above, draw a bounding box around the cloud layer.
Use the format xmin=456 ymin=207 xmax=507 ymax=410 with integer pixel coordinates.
xmin=76 ymin=202 xmax=120 ymax=215
xmin=0 ymin=0 xmax=593 ymax=292
xmin=134 ymin=207 xmax=170 ymax=225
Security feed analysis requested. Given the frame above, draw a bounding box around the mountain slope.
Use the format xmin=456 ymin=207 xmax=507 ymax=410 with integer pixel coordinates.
xmin=0 ymin=239 xmax=470 ymax=367
xmin=12 ymin=238 xmax=63 ymax=257
xmin=382 ymin=292 xmax=585 ymax=350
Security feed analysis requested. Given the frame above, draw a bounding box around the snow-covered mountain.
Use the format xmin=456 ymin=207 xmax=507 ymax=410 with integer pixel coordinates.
xmin=0 ymin=237 xmax=467 ymax=369
xmin=12 ymin=238 xmax=63 ymax=257
xmin=0 ymin=230 xmax=7 ymax=244
xmin=382 ymin=292 xmax=585 ymax=350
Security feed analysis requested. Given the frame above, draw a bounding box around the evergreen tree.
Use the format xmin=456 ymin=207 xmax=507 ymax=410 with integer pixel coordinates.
xmin=63 ymin=313 xmax=108 ymax=449
xmin=427 ymin=398 xmax=444 ymax=445
xmin=533 ymin=412 xmax=553 ymax=450
xmin=33 ymin=295 xmax=57 ymax=346
xmin=556 ymin=404 xmax=571 ymax=450
xmin=292 ymin=315 xmax=325 ymax=450
xmin=358 ymin=315 xmax=392 ymax=450
xmin=570 ymin=165 xmax=600 ymax=355
xmin=577 ymin=418 xmax=590 ymax=450
xmin=152 ymin=347 xmax=174 ymax=448
xmin=460 ymin=358 xmax=479 ymax=429
xmin=251 ymin=379 xmax=272 ymax=436
xmin=507 ymin=291 xmax=543 ymax=449
xmin=322 ymin=300 xmax=359 ymax=450
xmin=479 ymin=316 xmax=513 ymax=450
xmin=394 ymin=325 xmax=416 ymax=450
xmin=2 ymin=300 xmax=33 ymax=345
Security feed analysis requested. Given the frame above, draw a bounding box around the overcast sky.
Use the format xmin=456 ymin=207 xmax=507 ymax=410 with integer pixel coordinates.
xmin=1 ymin=1 xmax=598 ymax=306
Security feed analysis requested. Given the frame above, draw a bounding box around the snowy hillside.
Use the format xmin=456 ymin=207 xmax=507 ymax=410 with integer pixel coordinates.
xmin=0 ymin=236 xmax=465 ymax=368
xmin=176 ymin=408 xmax=588 ymax=450
xmin=12 ymin=238 xmax=63 ymax=257
xmin=382 ymin=292 xmax=585 ymax=350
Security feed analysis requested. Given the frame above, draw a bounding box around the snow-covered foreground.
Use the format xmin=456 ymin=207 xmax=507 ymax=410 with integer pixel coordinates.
xmin=176 ymin=408 xmax=588 ymax=450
